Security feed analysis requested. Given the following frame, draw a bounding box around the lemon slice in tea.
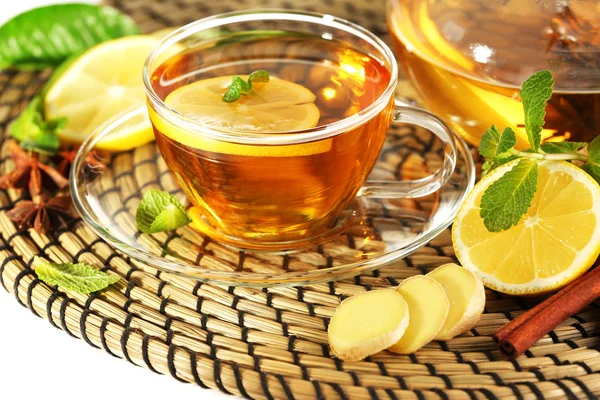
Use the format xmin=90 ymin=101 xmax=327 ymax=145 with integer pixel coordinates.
xmin=452 ymin=159 xmax=600 ymax=295
xmin=45 ymin=35 xmax=160 ymax=151
xmin=150 ymin=75 xmax=327 ymax=157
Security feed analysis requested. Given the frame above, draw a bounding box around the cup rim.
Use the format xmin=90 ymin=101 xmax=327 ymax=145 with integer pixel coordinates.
xmin=143 ymin=9 xmax=398 ymax=145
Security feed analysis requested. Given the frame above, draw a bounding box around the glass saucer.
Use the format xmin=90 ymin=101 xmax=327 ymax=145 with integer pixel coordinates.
xmin=70 ymin=107 xmax=475 ymax=287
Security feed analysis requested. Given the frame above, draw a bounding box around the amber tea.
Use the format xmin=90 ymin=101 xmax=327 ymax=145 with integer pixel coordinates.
xmin=148 ymin=33 xmax=393 ymax=244
xmin=388 ymin=0 xmax=600 ymax=147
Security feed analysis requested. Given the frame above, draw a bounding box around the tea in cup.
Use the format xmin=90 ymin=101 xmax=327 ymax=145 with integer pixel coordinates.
xmin=144 ymin=11 xmax=457 ymax=249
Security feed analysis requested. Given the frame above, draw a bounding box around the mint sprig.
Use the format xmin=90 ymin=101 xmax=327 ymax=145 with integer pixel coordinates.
xmin=222 ymin=70 xmax=270 ymax=103
xmin=136 ymin=190 xmax=191 ymax=234
xmin=9 ymin=96 xmax=64 ymax=155
xmin=478 ymin=70 xmax=600 ymax=232
xmin=36 ymin=262 xmax=119 ymax=294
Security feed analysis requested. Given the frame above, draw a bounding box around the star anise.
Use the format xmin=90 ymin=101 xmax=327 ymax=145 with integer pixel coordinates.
xmin=6 ymin=194 xmax=74 ymax=234
xmin=56 ymin=147 xmax=105 ymax=177
xmin=0 ymin=141 xmax=68 ymax=197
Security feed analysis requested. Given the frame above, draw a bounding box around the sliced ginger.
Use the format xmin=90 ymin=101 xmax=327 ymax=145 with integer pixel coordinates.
xmin=428 ymin=263 xmax=485 ymax=340
xmin=388 ymin=275 xmax=449 ymax=354
xmin=327 ymin=264 xmax=486 ymax=360
xmin=328 ymin=289 xmax=409 ymax=362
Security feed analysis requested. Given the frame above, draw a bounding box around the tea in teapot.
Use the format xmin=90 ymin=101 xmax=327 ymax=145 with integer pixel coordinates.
xmin=388 ymin=0 xmax=600 ymax=147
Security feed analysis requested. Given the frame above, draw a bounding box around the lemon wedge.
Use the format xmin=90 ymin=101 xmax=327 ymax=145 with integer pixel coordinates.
xmin=44 ymin=35 xmax=160 ymax=151
xmin=453 ymin=160 xmax=600 ymax=295
xmin=151 ymin=75 xmax=326 ymax=157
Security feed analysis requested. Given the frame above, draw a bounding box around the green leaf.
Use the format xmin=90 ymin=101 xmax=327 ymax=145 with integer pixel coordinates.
xmin=582 ymin=136 xmax=600 ymax=184
xmin=497 ymin=128 xmax=517 ymax=156
xmin=479 ymin=126 xmax=517 ymax=177
xmin=520 ymin=70 xmax=553 ymax=151
xmin=479 ymin=125 xmax=517 ymax=159
xmin=478 ymin=125 xmax=502 ymax=158
xmin=223 ymin=71 xmax=270 ymax=102
xmin=248 ymin=70 xmax=270 ymax=84
xmin=136 ymin=189 xmax=191 ymax=234
xmin=0 ymin=4 xmax=140 ymax=69
xmin=36 ymin=262 xmax=119 ymax=294
xmin=480 ymin=159 xmax=539 ymax=232
xmin=222 ymin=76 xmax=248 ymax=102
xmin=540 ymin=141 xmax=587 ymax=154
xmin=9 ymin=96 xmax=63 ymax=154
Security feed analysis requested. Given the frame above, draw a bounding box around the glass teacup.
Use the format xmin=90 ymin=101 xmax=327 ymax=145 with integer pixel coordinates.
xmin=143 ymin=10 xmax=457 ymax=249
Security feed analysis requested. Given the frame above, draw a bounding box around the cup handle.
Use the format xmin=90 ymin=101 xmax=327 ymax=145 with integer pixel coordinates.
xmin=358 ymin=100 xmax=458 ymax=199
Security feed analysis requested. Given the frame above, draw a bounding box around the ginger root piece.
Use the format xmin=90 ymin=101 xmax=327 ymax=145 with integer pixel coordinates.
xmin=328 ymin=289 xmax=409 ymax=362
xmin=388 ymin=275 xmax=449 ymax=354
xmin=428 ymin=263 xmax=486 ymax=341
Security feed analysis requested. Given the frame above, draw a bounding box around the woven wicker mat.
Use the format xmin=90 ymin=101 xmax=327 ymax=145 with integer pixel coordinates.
xmin=1 ymin=0 xmax=600 ymax=398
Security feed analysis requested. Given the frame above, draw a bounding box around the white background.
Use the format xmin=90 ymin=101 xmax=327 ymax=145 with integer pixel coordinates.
xmin=0 ymin=2 xmax=229 ymax=399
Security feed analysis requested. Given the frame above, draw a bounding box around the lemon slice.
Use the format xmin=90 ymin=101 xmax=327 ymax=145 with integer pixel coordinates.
xmin=44 ymin=35 xmax=160 ymax=151
xmin=151 ymin=75 xmax=327 ymax=157
xmin=453 ymin=160 xmax=600 ymax=295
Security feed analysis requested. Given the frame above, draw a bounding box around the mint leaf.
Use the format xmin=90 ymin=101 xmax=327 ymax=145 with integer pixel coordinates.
xmin=9 ymin=96 xmax=63 ymax=154
xmin=36 ymin=262 xmax=119 ymax=294
xmin=479 ymin=125 xmax=517 ymax=158
xmin=479 ymin=125 xmax=516 ymax=157
xmin=540 ymin=141 xmax=586 ymax=154
xmin=136 ymin=190 xmax=191 ymax=234
xmin=0 ymin=4 xmax=140 ymax=69
xmin=497 ymin=128 xmax=517 ymax=155
xmin=479 ymin=126 xmax=517 ymax=177
xmin=222 ymin=71 xmax=270 ymax=103
xmin=479 ymin=125 xmax=502 ymax=158
xmin=582 ymin=136 xmax=600 ymax=184
xmin=222 ymin=76 xmax=249 ymax=102
xmin=248 ymin=70 xmax=270 ymax=85
xmin=480 ymin=159 xmax=538 ymax=232
xmin=520 ymin=71 xmax=553 ymax=151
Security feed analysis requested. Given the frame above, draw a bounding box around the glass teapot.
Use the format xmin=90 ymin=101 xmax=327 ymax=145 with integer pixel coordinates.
xmin=387 ymin=0 xmax=600 ymax=147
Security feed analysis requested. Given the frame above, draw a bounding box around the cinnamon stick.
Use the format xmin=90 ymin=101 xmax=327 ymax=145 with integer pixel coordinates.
xmin=495 ymin=265 xmax=600 ymax=358
xmin=493 ymin=265 xmax=600 ymax=344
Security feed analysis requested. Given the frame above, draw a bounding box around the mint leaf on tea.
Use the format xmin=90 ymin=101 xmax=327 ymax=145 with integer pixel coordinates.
xmin=9 ymin=96 xmax=63 ymax=154
xmin=222 ymin=71 xmax=270 ymax=103
xmin=248 ymin=70 xmax=270 ymax=85
xmin=136 ymin=190 xmax=191 ymax=234
xmin=36 ymin=262 xmax=119 ymax=294
xmin=0 ymin=4 xmax=140 ymax=69
xmin=223 ymin=76 xmax=249 ymax=103
xmin=520 ymin=71 xmax=553 ymax=151
xmin=480 ymin=159 xmax=538 ymax=232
